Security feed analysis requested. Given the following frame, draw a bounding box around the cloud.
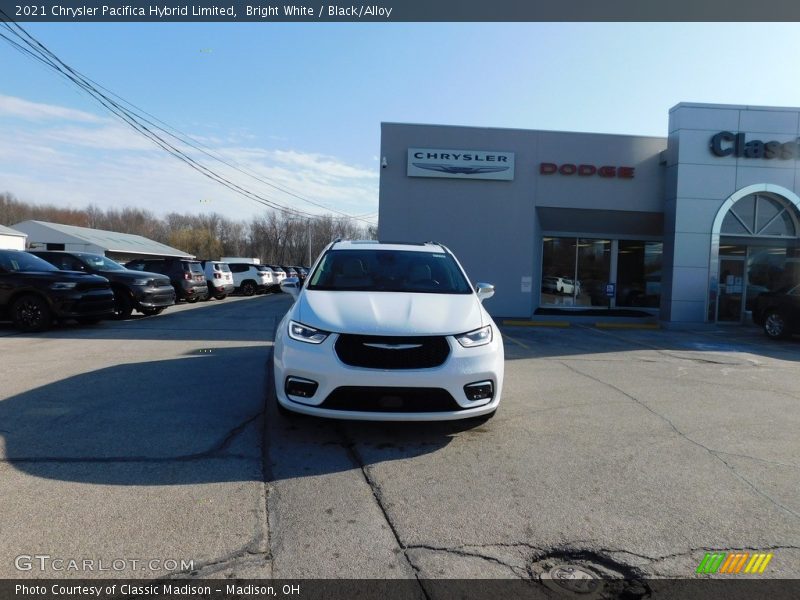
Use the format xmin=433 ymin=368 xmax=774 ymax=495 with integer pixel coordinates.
xmin=271 ymin=149 xmax=378 ymax=180
xmin=0 ymin=95 xmax=379 ymax=224
xmin=0 ymin=94 xmax=104 ymax=123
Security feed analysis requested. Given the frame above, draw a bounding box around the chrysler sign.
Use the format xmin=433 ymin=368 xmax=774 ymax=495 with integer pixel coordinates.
xmin=407 ymin=148 xmax=515 ymax=180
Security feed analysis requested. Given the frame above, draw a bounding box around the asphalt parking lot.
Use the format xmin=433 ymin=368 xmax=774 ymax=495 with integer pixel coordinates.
xmin=1 ymin=295 xmax=798 ymax=587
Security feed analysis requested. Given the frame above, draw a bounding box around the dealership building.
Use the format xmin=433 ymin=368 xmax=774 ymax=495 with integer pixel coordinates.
xmin=378 ymin=102 xmax=800 ymax=325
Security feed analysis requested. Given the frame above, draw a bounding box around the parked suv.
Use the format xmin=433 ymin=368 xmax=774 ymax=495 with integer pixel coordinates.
xmin=266 ymin=265 xmax=287 ymax=289
xmin=0 ymin=250 xmax=115 ymax=332
xmin=228 ymin=262 xmax=273 ymax=295
xmin=201 ymin=260 xmax=235 ymax=300
xmin=273 ymin=240 xmax=503 ymax=421
xmin=753 ymin=284 xmax=800 ymax=339
xmin=31 ymin=251 xmax=175 ymax=319
xmin=125 ymin=258 xmax=208 ymax=302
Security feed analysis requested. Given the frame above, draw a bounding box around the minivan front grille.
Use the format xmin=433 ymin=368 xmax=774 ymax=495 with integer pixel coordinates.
xmin=335 ymin=334 xmax=450 ymax=369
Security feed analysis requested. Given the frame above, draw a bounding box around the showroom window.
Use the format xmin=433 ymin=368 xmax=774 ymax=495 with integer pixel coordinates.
xmin=541 ymin=237 xmax=662 ymax=309
xmin=616 ymin=241 xmax=663 ymax=308
xmin=541 ymin=237 xmax=610 ymax=307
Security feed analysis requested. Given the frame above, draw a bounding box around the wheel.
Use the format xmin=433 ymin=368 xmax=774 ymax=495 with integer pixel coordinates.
xmin=112 ymin=290 xmax=133 ymax=320
xmin=11 ymin=294 xmax=52 ymax=332
xmin=241 ymin=281 xmax=256 ymax=296
xmin=141 ymin=307 xmax=165 ymax=316
xmin=214 ymin=294 xmax=227 ymax=300
xmin=763 ymin=310 xmax=789 ymax=339
xmin=186 ymin=296 xmax=199 ymax=303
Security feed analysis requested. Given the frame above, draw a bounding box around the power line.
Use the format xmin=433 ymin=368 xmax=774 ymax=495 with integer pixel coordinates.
xmin=0 ymin=14 xmax=378 ymax=225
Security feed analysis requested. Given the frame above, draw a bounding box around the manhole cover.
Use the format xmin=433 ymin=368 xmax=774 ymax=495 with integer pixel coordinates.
xmin=541 ymin=564 xmax=601 ymax=595
xmin=530 ymin=552 xmax=650 ymax=599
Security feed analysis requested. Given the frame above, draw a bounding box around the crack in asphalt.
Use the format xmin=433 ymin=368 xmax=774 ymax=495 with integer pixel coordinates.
xmin=558 ymin=360 xmax=800 ymax=522
xmin=336 ymin=424 xmax=431 ymax=599
xmin=164 ymin=542 xmax=271 ymax=579
xmin=2 ymin=411 xmax=263 ymax=464
xmin=405 ymin=544 xmax=528 ymax=578
xmin=166 ymin=347 xmax=280 ymax=580
xmin=712 ymin=450 xmax=800 ymax=470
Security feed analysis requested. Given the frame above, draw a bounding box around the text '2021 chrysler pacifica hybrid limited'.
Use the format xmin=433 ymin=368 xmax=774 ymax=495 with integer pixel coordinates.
xmin=273 ymin=240 xmax=503 ymax=421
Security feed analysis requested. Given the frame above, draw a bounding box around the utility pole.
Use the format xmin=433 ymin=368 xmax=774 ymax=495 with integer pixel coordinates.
xmin=307 ymin=218 xmax=312 ymax=266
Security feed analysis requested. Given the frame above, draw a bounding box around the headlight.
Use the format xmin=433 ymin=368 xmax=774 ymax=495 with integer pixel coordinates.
xmin=50 ymin=282 xmax=77 ymax=290
xmin=455 ymin=325 xmax=492 ymax=348
xmin=132 ymin=278 xmax=151 ymax=286
xmin=288 ymin=320 xmax=329 ymax=344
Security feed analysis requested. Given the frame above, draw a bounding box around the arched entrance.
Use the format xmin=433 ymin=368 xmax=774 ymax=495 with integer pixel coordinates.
xmin=709 ymin=184 xmax=800 ymax=323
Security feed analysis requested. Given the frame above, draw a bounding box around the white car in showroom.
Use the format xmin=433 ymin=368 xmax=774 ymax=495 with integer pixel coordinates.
xmin=273 ymin=240 xmax=503 ymax=421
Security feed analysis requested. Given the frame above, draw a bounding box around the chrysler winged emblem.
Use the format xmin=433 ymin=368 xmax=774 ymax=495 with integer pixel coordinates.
xmin=412 ymin=163 xmax=510 ymax=175
xmin=363 ymin=343 xmax=423 ymax=350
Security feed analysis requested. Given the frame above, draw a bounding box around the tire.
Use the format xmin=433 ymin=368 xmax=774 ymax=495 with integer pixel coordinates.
xmin=112 ymin=290 xmax=133 ymax=320
xmin=141 ymin=307 xmax=165 ymax=316
xmin=214 ymin=294 xmax=227 ymax=301
xmin=763 ymin=310 xmax=789 ymax=339
xmin=186 ymin=296 xmax=199 ymax=304
xmin=11 ymin=294 xmax=52 ymax=332
xmin=241 ymin=281 xmax=256 ymax=296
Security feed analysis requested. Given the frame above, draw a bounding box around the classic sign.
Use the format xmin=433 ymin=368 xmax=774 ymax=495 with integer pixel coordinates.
xmin=710 ymin=131 xmax=798 ymax=159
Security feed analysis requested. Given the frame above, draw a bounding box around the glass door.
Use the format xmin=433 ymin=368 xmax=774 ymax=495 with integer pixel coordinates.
xmin=717 ymin=258 xmax=745 ymax=322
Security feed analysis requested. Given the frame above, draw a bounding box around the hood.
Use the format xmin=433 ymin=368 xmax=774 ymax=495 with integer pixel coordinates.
xmin=101 ymin=269 xmax=170 ymax=283
xmin=296 ymin=291 xmax=484 ymax=336
xmin=20 ymin=270 xmax=109 ymax=284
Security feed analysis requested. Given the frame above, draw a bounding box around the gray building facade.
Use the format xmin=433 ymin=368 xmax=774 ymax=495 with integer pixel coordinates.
xmin=378 ymin=102 xmax=800 ymax=324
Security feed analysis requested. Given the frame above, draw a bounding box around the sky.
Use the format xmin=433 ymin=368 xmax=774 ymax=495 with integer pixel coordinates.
xmin=3 ymin=22 xmax=800 ymax=226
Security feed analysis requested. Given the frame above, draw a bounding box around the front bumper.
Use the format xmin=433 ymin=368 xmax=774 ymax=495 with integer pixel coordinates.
xmin=51 ymin=289 xmax=116 ymax=318
xmin=132 ymin=285 xmax=176 ymax=309
xmin=274 ymin=327 xmax=504 ymax=421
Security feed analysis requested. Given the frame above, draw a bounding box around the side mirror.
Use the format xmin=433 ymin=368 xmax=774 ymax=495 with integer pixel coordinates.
xmin=280 ymin=276 xmax=301 ymax=299
xmin=475 ymin=282 xmax=495 ymax=302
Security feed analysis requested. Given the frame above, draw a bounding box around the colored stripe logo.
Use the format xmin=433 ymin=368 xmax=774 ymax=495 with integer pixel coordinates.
xmin=696 ymin=552 xmax=773 ymax=574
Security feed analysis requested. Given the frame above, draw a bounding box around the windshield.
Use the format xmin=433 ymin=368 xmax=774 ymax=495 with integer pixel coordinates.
xmin=308 ymin=249 xmax=472 ymax=294
xmin=79 ymin=254 xmax=126 ymax=271
xmin=0 ymin=251 xmax=59 ymax=273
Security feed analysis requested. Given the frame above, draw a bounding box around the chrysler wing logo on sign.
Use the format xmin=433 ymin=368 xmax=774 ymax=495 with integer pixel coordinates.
xmin=408 ymin=148 xmax=515 ymax=181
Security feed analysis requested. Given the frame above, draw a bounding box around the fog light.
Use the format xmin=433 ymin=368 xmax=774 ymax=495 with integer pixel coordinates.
xmin=464 ymin=381 xmax=493 ymax=401
xmin=285 ymin=377 xmax=318 ymax=398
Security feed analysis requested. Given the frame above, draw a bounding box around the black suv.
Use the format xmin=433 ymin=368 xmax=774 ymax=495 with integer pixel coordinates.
xmin=0 ymin=250 xmax=115 ymax=332
xmin=753 ymin=284 xmax=800 ymax=339
xmin=31 ymin=251 xmax=176 ymax=319
xmin=125 ymin=258 xmax=209 ymax=302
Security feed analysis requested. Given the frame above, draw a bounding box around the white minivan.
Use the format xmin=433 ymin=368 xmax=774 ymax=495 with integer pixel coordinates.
xmin=273 ymin=240 xmax=503 ymax=421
